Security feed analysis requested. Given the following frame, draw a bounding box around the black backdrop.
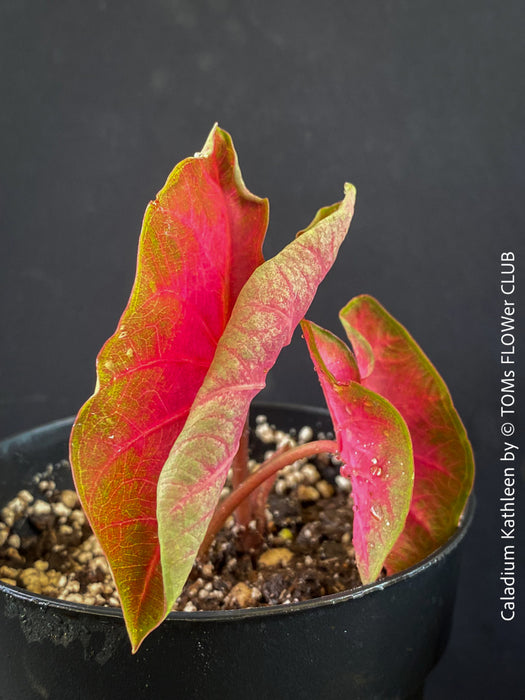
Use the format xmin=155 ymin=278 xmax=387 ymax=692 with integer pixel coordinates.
xmin=1 ymin=2 xmax=524 ymax=697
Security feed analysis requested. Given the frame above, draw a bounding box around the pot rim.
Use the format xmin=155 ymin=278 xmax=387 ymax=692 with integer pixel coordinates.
xmin=0 ymin=406 xmax=475 ymax=624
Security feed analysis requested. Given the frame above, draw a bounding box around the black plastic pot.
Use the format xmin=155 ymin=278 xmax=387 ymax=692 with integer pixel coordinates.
xmin=0 ymin=404 xmax=474 ymax=700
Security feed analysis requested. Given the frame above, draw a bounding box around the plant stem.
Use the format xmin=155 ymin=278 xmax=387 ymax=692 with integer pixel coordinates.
xmin=197 ymin=439 xmax=338 ymax=559
xmin=251 ymin=441 xmax=292 ymax=535
xmin=231 ymin=418 xmax=250 ymax=528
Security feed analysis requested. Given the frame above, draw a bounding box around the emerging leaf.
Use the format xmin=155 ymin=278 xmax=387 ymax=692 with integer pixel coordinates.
xmin=340 ymin=295 xmax=475 ymax=574
xmin=156 ymin=185 xmax=357 ymax=622
xmin=301 ymin=321 xmax=413 ymax=583
xmin=69 ymin=125 xmax=269 ymax=651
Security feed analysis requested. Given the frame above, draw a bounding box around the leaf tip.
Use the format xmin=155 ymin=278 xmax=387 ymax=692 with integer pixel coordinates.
xmin=199 ymin=122 xmax=221 ymax=156
xmin=343 ymin=182 xmax=357 ymax=201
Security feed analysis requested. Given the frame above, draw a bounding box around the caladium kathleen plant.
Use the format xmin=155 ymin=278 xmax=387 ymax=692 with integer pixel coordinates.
xmin=70 ymin=124 xmax=474 ymax=651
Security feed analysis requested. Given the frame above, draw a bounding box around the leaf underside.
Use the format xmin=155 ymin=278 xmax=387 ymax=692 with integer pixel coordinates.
xmin=301 ymin=321 xmax=413 ymax=583
xmin=340 ymin=295 xmax=475 ymax=574
xmin=156 ymin=185 xmax=357 ymax=619
xmin=69 ymin=125 xmax=269 ymax=650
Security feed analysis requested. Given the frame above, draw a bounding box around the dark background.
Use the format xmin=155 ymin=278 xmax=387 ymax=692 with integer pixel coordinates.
xmin=1 ymin=1 xmax=523 ymax=697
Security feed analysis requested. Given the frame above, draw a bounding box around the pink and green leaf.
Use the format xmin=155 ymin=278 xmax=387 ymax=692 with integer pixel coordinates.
xmin=340 ymin=295 xmax=475 ymax=574
xmin=156 ymin=184 xmax=357 ymax=620
xmin=301 ymin=321 xmax=413 ymax=583
xmin=69 ymin=125 xmax=269 ymax=651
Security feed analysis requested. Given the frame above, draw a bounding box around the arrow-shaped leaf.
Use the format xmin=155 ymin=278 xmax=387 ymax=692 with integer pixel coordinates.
xmin=301 ymin=320 xmax=413 ymax=583
xmin=69 ymin=125 xmax=269 ymax=650
xmin=340 ymin=295 xmax=475 ymax=574
xmin=156 ymin=184 xmax=357 ymax=628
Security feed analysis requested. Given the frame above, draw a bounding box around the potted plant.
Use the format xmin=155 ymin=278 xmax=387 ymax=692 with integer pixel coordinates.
xmin=0 ymin=125 xmax=474 ymax=699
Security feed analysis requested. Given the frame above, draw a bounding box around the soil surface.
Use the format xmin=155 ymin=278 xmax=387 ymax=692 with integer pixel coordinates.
xmin=0 ymin=417 xmax=364 ymax=611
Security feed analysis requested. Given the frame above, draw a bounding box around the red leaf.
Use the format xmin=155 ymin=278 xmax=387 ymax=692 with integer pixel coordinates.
xmin=156 ymin=185 xmax=357 ymax=619
xmin=301 ymin=321 xmax=413 ymax=583
xmin=340 ymin=295 xmax=475 ymax=573
xmin=69 ymin=125 xmax=269 ymax=650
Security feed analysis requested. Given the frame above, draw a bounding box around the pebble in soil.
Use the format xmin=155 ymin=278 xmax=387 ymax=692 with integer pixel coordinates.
xmin=0 ymin=418 xmax=362 ymax=612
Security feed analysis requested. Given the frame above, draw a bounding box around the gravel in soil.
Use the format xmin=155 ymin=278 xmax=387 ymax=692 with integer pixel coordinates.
xmin=0 ymin=417 xmax=364 ymax=611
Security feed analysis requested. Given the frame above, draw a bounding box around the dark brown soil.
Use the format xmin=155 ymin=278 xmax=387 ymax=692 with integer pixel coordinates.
xmin=0 ymin=417 xmax=363 ymax=611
